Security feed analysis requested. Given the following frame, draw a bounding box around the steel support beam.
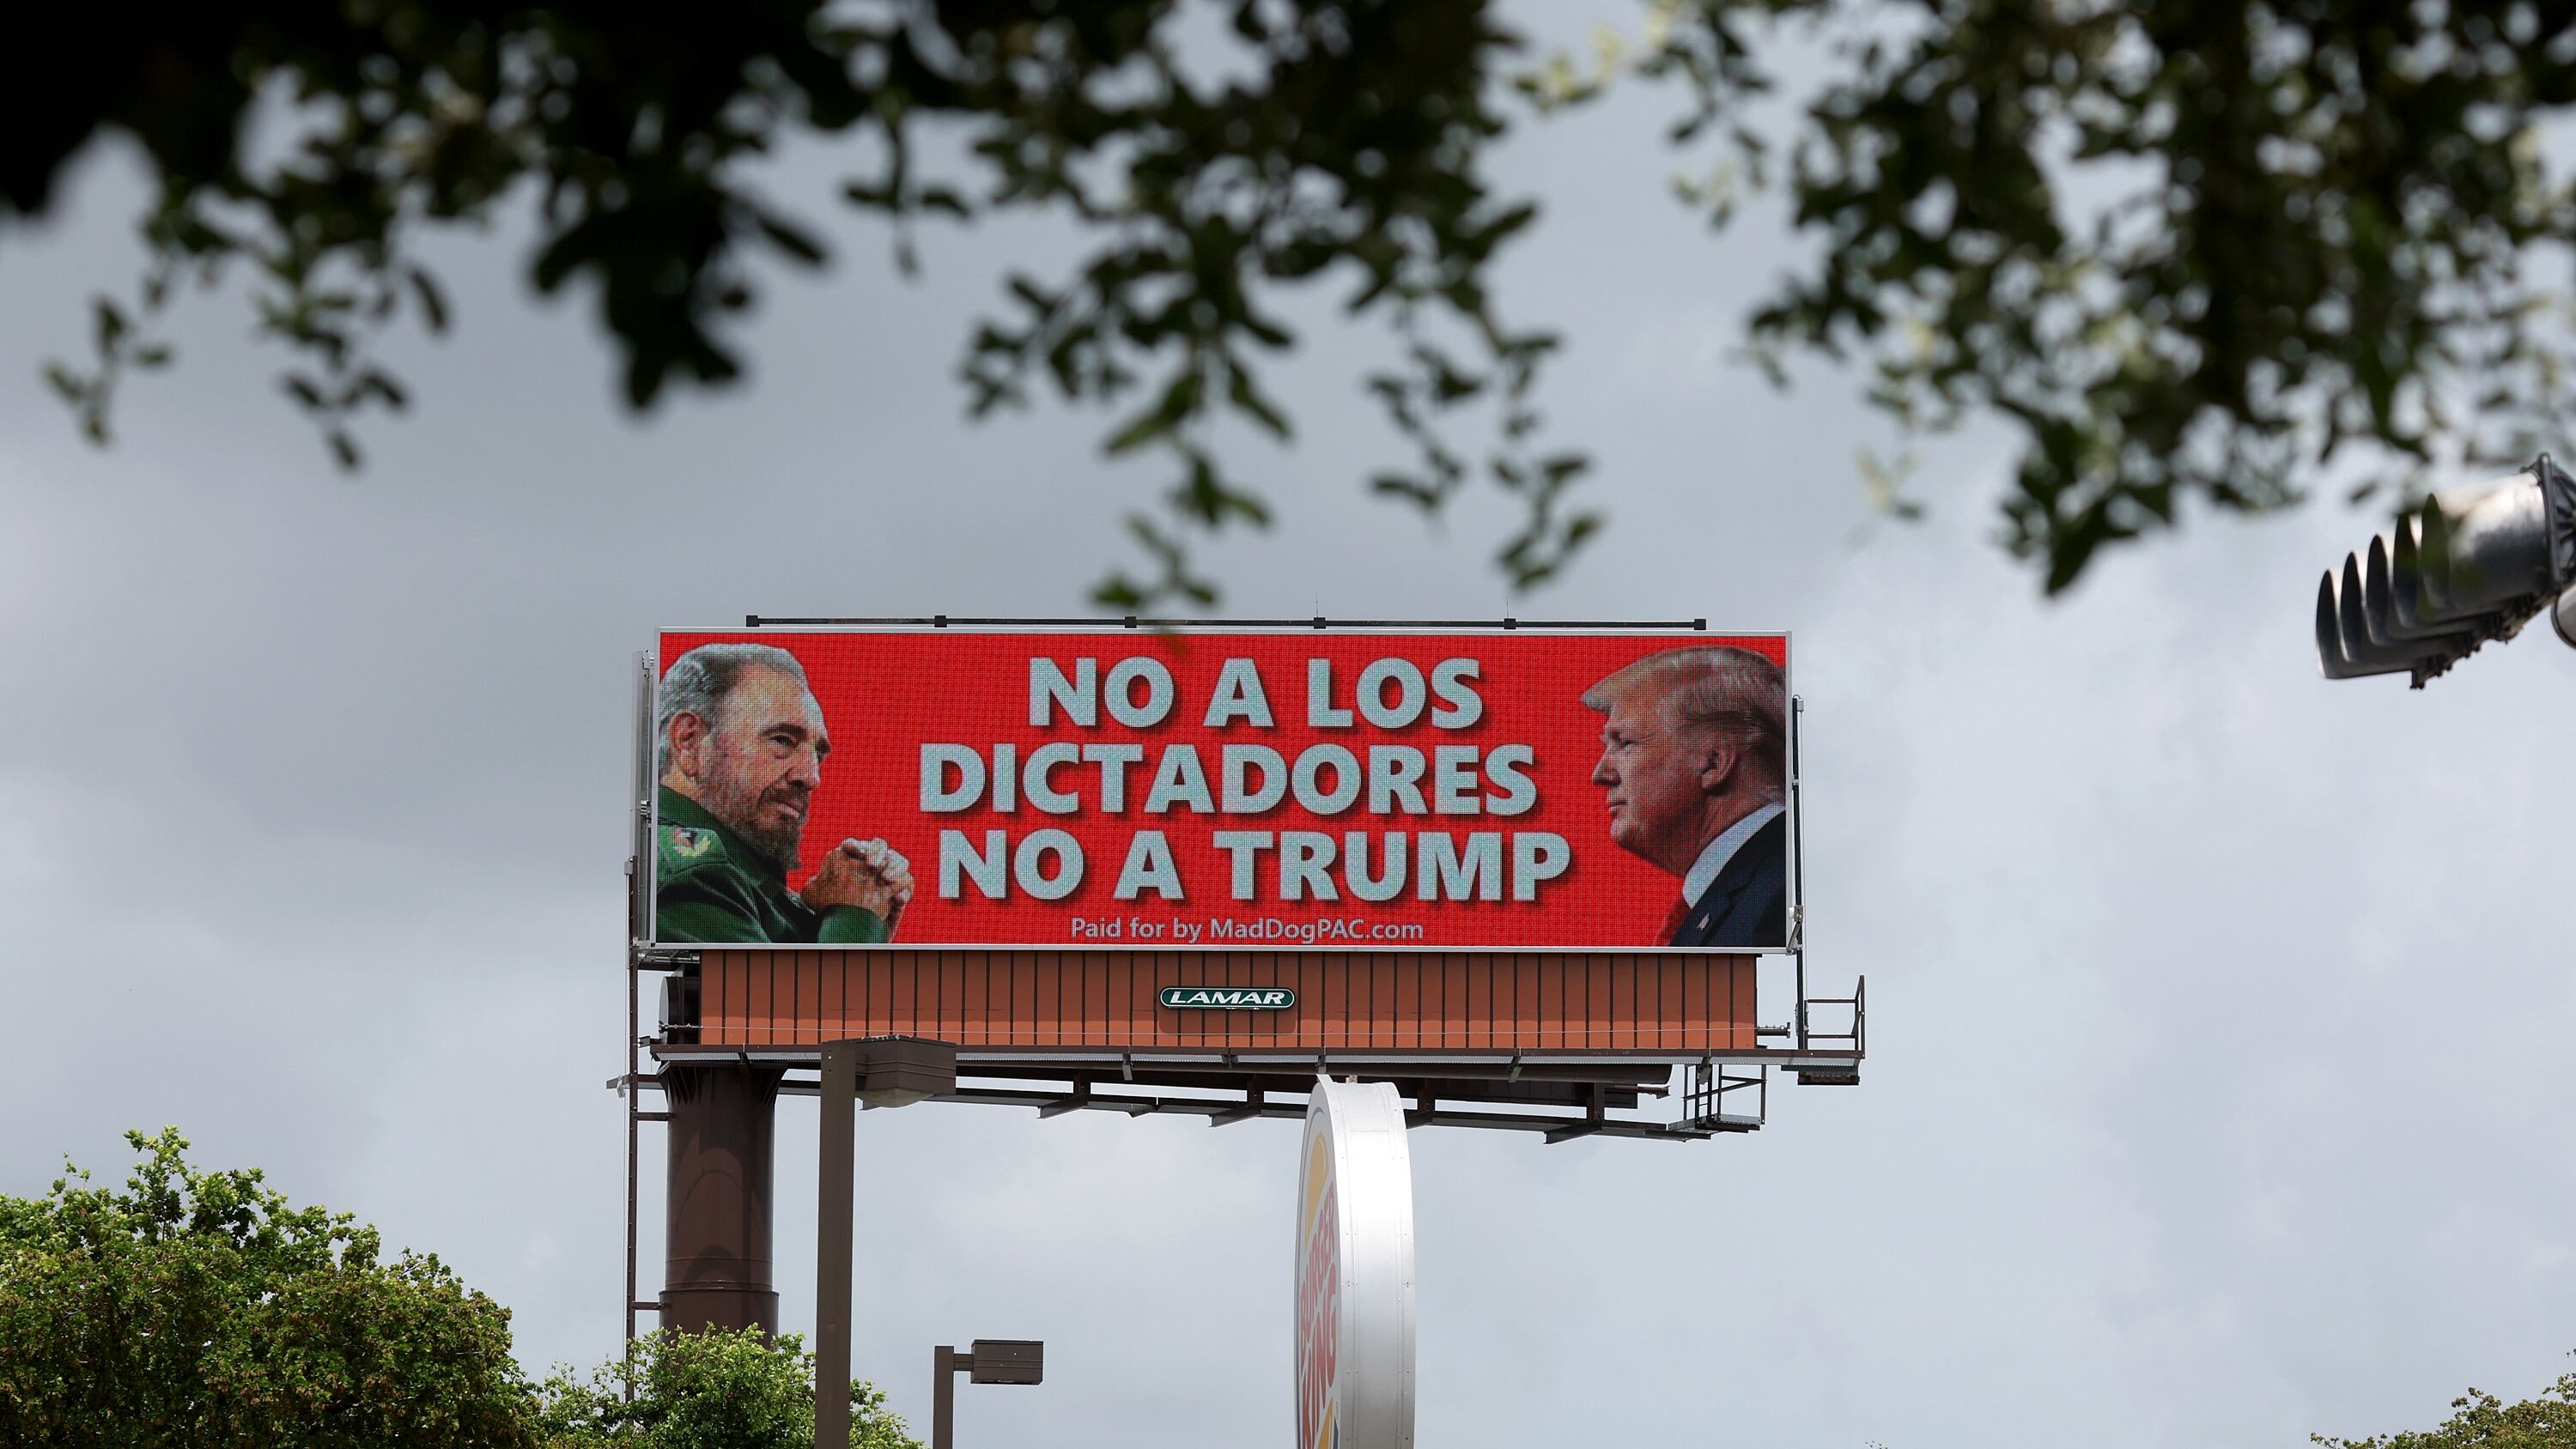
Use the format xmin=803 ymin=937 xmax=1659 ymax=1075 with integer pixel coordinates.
xmin=814 ymin=1046 xmax=857 ymax=1449
xmin=814 ymin=1039 xmax=957 ymax=1449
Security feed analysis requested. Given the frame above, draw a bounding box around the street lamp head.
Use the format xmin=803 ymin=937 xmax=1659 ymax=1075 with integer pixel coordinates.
xmin=966 ymin=1339 xmax=1043 ymax=1385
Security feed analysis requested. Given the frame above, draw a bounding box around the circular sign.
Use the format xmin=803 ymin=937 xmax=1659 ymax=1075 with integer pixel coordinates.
xmin=1294 ymin=1077 xmax=1415 ymax=1449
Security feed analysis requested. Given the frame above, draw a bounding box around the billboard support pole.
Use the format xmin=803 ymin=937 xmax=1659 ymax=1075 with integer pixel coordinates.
xmin=625 ymin=651 xmax=658 ymax=1384
xmin=660 ymin=1064 xmax=783 ymax=1335
xmin=623 ymin=880 xmax=641 ymax=1377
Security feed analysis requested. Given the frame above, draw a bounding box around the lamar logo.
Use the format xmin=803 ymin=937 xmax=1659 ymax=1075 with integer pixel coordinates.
xmin=1157 ymin=986 xmax=1296 ymax=1010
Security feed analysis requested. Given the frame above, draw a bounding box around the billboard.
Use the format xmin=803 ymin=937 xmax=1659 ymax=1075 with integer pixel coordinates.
xmin=647 ymin=627 xmax=1791 ymax=951
xmin=1296 ymin=1077 xmax=1415 ymax=1449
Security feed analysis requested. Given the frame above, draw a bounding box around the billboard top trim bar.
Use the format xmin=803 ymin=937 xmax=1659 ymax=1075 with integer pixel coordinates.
xmin=742 ymin=615 xmax=1717 ymax=630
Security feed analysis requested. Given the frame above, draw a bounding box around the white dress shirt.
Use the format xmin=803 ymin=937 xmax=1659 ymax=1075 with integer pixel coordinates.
xmin=1681 ymin=801 xmax=1786 ymax=908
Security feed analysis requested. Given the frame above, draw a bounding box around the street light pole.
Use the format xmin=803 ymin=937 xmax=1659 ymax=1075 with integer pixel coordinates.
xmin=931 ymin=1341 xmax=1045 ymax=1449
xmin=931 ymin=1346 xmax=957 ymax=1449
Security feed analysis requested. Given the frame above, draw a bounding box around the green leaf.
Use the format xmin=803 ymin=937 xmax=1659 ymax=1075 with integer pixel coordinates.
xmin=357 ymin=369 xmax=410 ymax=410
xmin=1091 ymin=575 xmax=1148 ymax=610
xmin=1224 ymin=362 xmax=1291 ymax=440
xmin=753 ymin=211 xmax=828 ymax=266
xmin=408 ymin=269 xmax=450 ymax=335
xmin=1371 ymin=472 xmax=1443 ymax=508
xmin=1102 ymin=370 xmax=1205 ymax=456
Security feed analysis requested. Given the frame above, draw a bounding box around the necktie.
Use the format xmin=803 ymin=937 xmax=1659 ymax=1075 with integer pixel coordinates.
xmin=1658 ymin=890 xmax=1695 ymax=942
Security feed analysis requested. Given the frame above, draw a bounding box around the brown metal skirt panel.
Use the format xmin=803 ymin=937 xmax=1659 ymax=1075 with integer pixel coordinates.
xmin=696 ymin=950 xmax=1754 ymax=1055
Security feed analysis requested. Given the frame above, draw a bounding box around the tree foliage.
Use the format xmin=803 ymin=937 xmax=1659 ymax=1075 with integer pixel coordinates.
xmin=0 ymin=1127 xmax=535 ymax=1449
xmin=0 ymin=1131 xmax=920 ymax=1449
xmin=2315 ymin=1362 xmax=2576 ymax=1449
xmin=1630 ymin=0 xmax=2576 ymax=591
xmin=10 ymin=0 xmax=2576 ymax=599
xmin=537 ymin=1327 xmax=920 ymax=1449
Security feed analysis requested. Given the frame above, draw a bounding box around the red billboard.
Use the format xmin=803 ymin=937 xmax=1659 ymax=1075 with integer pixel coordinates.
xmin=647 ymin=627 xmax=1791 ymax=951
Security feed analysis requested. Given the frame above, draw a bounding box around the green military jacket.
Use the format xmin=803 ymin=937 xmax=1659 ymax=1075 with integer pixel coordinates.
xmin=653 ymin=786 xmax=891 ymax=945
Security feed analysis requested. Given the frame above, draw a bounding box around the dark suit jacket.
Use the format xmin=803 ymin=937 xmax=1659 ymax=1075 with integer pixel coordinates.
xmin=1666 ymin=813 xmax=1789 ymax=949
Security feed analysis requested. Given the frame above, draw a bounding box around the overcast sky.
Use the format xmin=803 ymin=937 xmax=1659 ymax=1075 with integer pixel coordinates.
xmin=5 ymin=10 xmax=2573 ymax=1448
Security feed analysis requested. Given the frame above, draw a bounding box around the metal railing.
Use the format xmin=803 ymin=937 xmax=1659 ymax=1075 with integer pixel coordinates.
xmin=1801 ymin=974 xmax=1865 ymax=1055
xmin=1679 ymin=1060 xmax=1765 ymax=1132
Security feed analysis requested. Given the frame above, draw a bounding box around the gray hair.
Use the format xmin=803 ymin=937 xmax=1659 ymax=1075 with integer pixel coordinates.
xmin=658 ymin=643 xmax=812 ymax=774
xmin=1582 ymin=646 xmax=1787 ymax=799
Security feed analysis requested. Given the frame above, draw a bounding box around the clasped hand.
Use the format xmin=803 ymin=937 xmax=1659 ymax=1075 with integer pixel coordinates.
xmin=801 ymin=838 xmax=914 ymax=927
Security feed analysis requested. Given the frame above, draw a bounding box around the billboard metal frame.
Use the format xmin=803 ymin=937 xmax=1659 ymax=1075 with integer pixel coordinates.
xmin=642 ymin=617 xmax=1801 ymax=955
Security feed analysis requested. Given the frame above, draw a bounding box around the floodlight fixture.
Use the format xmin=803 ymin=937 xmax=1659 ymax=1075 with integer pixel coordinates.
xmin=2314 ymin=454 xmax=2576 ymax=686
